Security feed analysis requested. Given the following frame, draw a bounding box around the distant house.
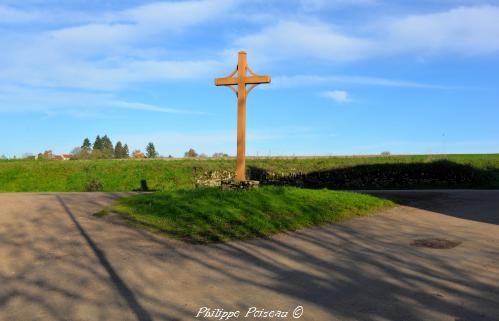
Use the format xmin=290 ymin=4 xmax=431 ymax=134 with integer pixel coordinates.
xmin=52 ymin=154 xmax=73 ymax=160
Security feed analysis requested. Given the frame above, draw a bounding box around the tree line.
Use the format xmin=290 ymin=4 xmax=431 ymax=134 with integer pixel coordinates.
xmin=72 ymin=135 xmax=158 ymax=159
xmin=1 ymin=135 xmax=231 ymax=160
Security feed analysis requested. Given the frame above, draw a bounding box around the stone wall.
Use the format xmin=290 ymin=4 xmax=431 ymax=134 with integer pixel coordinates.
xmin=195 ymin=160 xmax=495 ymax=189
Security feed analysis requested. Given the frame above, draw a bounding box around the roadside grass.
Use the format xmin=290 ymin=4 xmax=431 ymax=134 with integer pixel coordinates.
xmin=0 ymin=154 xmax=498 ymax=192
xmin=105 ymin=186 xmax=396 ymax=243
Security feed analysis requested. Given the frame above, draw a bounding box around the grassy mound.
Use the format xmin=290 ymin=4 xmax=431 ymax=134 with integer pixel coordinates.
xmin=106 ymin=187 xmax=395 ymax=243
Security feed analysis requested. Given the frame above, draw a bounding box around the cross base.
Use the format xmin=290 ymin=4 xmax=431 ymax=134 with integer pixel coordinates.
xmin=221 ymin=179 xmax=260 ymax=190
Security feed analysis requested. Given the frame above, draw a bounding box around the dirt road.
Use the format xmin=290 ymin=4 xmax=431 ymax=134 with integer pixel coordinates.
xmin=0 ymin=191 xmax=498 ymax=321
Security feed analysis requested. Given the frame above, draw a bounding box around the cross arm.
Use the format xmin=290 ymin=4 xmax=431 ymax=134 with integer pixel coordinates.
xmin=245 ymin=75 xmax=271 ymax=84
xmin=214 ymin=77 xmax=238 ymax=86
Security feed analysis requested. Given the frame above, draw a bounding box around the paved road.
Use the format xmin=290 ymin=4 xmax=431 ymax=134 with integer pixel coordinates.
xmin=0 ymin=191 xmax=498 ymax=321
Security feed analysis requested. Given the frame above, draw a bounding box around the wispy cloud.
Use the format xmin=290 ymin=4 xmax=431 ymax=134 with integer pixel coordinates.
xmin=322 ymin=90 xmax=350 ymax=103
xmin=2 ymin=3 xmax=495 ymax=94
xmin=236 ymin=20 xmax=373 ymax=63
xmin=122 ymin=0 xmax=236 ymax=32
xmin=1 ymin=0 xmax=237 ymax=27
xmin=1 ymin=59 xmax=224 ymax=91
xmin=270 ymin=75 xmax=449 ymax=89
xmin=0 ymin=5 xmax=39 ymax=23
xmin=382 ymin=5 xmax=499 ymax=55
xmin=237 ymin=5 xmax=499 ymax=63
xmin=0 ymin=0 xmax=235 ymax=92
xmin=0 ymin=86 xmax=203 ymax=115
xmin=300 ymin=0 xmax=378 ymax=11
xmin=108 ymin=101 xmax=206 ymax=115
xmin=0 ymin=2 xmax=495 ymax=117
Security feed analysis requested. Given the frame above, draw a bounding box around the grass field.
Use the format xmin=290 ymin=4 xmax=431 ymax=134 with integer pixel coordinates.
xmin=0 ymin=154 xmax=498 ymax=192
xmin=103 ymin=187 xmax=395 ymax=243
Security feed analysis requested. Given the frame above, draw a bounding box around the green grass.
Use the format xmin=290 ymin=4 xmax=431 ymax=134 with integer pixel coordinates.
xmin=0 ymin=154 xmax=498 ymax=191
xmin=106 ymin=186 xmax=395 ymax=243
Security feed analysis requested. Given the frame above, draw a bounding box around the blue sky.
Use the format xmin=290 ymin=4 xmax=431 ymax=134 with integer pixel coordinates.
xmin=0 ymin=0 xmax=498 ymax=157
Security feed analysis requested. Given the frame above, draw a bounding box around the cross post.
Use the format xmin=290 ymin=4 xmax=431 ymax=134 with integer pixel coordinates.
xmin=214 ymin=51 xmax=271 ymax=181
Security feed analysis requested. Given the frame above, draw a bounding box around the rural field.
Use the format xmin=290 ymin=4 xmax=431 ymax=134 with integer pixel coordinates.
xmin=1 ymin=154 xmax=498 ymax=192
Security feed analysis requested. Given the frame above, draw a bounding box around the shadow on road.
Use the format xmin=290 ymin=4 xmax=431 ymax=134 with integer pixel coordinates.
xmin=0 ymin=193 xmax=190 ymax=321
xmin=360 ymin=190 xmax=499 ymax=225
xmin=56 ymin=196 xmax=153 ymax=321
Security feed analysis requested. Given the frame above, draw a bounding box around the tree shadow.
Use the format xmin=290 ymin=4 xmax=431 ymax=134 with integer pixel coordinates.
xmin=56 ymin=196 xmax=153 ymax=321
xmin=248 ymin=160 xmax=499 ymax=190
xmin=359 ymin=190 xmax=499 ymax=225
xmin=0 ymin=193 xmax=189 ymax=321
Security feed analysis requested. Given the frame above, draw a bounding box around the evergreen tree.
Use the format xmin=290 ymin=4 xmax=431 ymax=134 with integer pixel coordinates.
xmin=114 ymin=141 xmax=124 ymax=159
xmin=123 ymin=144 xmax=130 ymax=158
xmin=101 ymin=135 xmax=114 ymax=159
xmin=146 ymin=142 xmax=158 ymax=158
xmin=93 ymin=135 xmax=103 ymax=151
xmin=81 ymin=138 xmax=92 ymax=151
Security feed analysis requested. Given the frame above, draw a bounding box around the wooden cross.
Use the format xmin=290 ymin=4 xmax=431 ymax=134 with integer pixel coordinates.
xmin=215 ymin=51 xmax=271 ymax=181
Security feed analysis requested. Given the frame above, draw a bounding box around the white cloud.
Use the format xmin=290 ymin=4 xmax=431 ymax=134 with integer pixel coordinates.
xmin=236 ymin=21 xmax=373 ymax=63
xmin=0 ymin=47 xmax=224 ymax=90
xmin=382 ymin=5 xmax=499 ymax=55
xmin=300 ymin=0 xmax=378 ymax=11
xmin=270 ymin=75 xmax=448 ymax=89
xmin=0 ymin=5 xmax=39 ymax=23
xmin=0 ymin=0 xmax=236 ymax=92
xmin=108 ymin=101 xmax=206 ymax=115
xmin=47 ymin=0 xmax=236 ymax=49
xmin=2 ymin=3 xmax=497 ymax=94
xmin=322 ymin=90 xmax=350 ymax=103
xmin=0 ymin=0 xmax=236 ymax=27
xmin=0 ymin=85 xmax=203 ymax=115
xmin=123 ymin=0 xmax=236 ymax=32
xmin=237 ymin=5 xmax=499 ymax=63
xmin=0 ymin=5 xmax=106 ymax=26
xmin=0 ymin=2 xmax=497 ymax=116
xmin=46 ymin=23 xmax=136 ymax=53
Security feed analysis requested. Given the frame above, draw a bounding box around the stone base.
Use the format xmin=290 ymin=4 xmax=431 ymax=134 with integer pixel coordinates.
xmin=221 ymin=179 xmax=260 ymax=190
